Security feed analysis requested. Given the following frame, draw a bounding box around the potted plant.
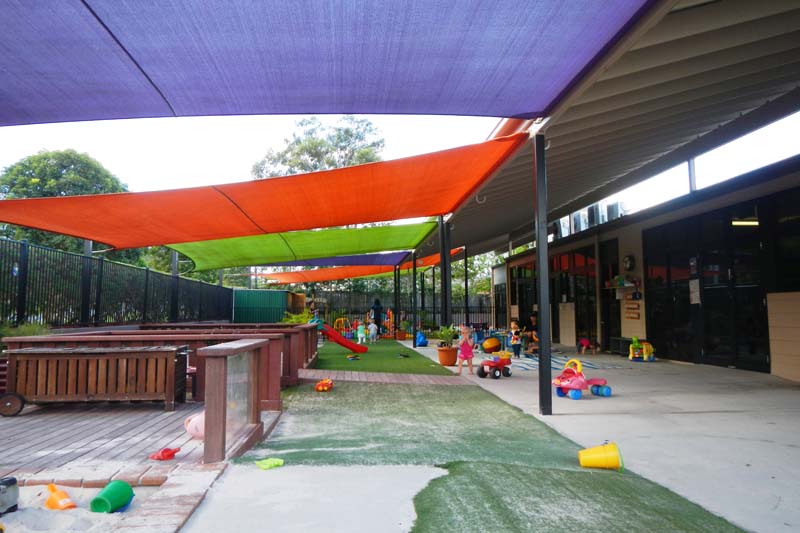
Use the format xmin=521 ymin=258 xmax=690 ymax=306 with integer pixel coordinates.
xmin=436 ymin=324 xmax=458 ymax=366
xmin=396 ymin=320 xmax=411 ymax=340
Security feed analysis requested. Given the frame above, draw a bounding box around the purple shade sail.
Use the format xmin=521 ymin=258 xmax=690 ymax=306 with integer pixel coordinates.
xmin=0 ymin=0 xmax=652 ymax=126
xmin=260 ymin=251 xmax=409 ymax=268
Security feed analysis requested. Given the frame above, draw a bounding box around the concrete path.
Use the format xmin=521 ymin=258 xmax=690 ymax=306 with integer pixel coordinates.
xmin=408 ymin=341 xmax=800 ymax=533
xmin=299 ymin=368 xmax=473 ymax=386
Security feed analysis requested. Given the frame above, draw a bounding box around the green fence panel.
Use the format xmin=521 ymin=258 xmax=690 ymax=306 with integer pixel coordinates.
xmin=233 ymin=289 xmax=288 ymax=323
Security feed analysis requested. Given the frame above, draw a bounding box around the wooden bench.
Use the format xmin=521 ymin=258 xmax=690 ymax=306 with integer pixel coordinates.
xmin=1 ymin=346 xmax=187 ymax=415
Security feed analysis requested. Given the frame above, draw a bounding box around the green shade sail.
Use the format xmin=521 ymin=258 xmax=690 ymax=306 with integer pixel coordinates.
xmin=171 ymin=222 xmax=437 ymax=271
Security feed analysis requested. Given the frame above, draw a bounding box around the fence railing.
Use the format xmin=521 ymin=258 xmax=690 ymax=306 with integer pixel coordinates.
xmin=0 ymin=239 xmax=232 ymax=327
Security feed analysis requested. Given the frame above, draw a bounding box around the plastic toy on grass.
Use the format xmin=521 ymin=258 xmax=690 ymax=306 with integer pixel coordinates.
xmin=629 ymin=336 xmax=656 ymax=362
xmin=552 ymin=359 xmax=611 ymax=400
xmin=476 ymin=351 xmax=513 ymax=379
xmin=255 ymin=457 xmax=285 ymax=470
xmin=346 ymin=354 xmax=360 ymax=361
xmin=45 ymin=483 xmax=76 ymax=510
xmin=149 ymin=447 xmax=181 ymax=461
xmin=315 ymin=378 xmax=334 ymax=392
xmin=578 ymin=442 xmax=624 ymax=471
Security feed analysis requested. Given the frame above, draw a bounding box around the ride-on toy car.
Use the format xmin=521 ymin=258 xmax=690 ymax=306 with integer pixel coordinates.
xmin=477 ymin=352 xmax=513 ymax=379
xmin=552 ymin=359 xmax=611 ymax=400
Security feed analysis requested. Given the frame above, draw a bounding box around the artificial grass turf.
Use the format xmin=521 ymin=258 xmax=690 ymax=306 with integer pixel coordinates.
xmin=315 ymin=338 xmax=452 ymax=375
xmin=413 ymin=462 xmax=740 ymax=533
xmin=251 ymin=382 xmax=742 ymax=532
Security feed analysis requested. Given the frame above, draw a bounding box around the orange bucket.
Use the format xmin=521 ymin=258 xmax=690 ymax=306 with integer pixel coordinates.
xmin=578 ymin=442 xmax=624 ymax=472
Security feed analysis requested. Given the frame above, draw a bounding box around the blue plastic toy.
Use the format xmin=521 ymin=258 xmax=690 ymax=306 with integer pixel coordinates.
xmin=415 ymin=331 xmax=428 ymax=347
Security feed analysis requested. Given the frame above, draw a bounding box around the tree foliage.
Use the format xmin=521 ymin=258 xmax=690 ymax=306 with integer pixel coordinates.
xmin=0 ymin=150 xmax=142 ymax=264
xmin=252 ymin=116 xmax=384 ymax=178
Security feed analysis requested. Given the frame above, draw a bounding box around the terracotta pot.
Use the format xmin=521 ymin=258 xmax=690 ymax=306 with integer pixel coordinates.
xmin=437 ymin=346 xmax=458 ymax=366
xmin=395 ymin=331 xmax=407 ymax=340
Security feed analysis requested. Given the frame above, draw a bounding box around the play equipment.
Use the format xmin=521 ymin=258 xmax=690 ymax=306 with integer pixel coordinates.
xmin=321 ymin=324 xmax=368 ymax=353
xmin=629 ymin=337 xmax=655 ymax=362
xmin=184 ymin=411 xmax=205 ymax=439
xmin=90 ymin=480 xmax=134 ymax=513
xmin=332 ymin=317 xmax=351 ymax=333
xmin=315 ymin=378 xmax=334 ymax=392
xmin=346 ymin=354 xmax=360 ymax=361
xmin=255 ymin=457 xmax=285 ymax=470
xmin=552 ymin=359 xmax=611 ymax=400
xmin=477 ymin=351 xmax=513 ymax=379
xmin=149 ymin=447 xmax=181 ymax=461
xmin=45 ymin=483 xmax=76 ymax=510
xmin=415 ymin=331 xmax=428 ymax=347
xmin=482 ymin=336 xmax=501 ymax=353
xmin=0 ymin=478 xmax=18 ymax=516
xmin=578 ymin=442 xmax=624 ymax=471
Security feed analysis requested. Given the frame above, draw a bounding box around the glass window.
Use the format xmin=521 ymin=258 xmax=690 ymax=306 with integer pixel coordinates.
xmin=774 ymin=189 xmax=800 ymax=291
xmin=695 ymin=110 xmax=800 ymax=189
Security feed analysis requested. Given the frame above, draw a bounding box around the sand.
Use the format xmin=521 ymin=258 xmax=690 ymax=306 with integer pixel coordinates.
xmin=182 ymin=464 xmax=446 ymax=532
xmin=1 ymin=484 xmax=157 ymax=533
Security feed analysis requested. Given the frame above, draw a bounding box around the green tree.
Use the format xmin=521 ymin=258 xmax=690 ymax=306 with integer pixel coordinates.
xmin=141 ymin=246 xmax=250 ymax=286
xmin=252 ymin=116 xmax=384 ymax=178
xmin=0 ymin=149 xmax=142 ymax=264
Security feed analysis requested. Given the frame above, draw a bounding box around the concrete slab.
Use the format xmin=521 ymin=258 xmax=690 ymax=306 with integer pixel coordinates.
xmin=406 ymin=340 xmax=800 ymax=532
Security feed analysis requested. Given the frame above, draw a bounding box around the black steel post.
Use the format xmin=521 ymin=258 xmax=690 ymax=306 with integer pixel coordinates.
xmin=80 ymin=240 xmax=92 ymax=326
xmin=142 ymin=267 xmax=150 ymax=323
xmin=93 ymin=256 xmax=104 ymax=326
xmin=15 ymin=240 xmax=29 ymax=326
xmin=393 ymin=265 xmax=400 ymax=334
xmin=438 ymin=216 xmax=452 ymax=326
xmin=420 ymin=272 xmax=425 ymax=311
xmin=534 ymin=134 xmax=553 ymax=416
xmin=464 ymin=246 xmax=469 ymax=325
xmin=432 ymin=266 xmax=436 ymax=324
xmin=170 ymin=251 xmax=179 ymax=322
xmin=412 ymin=251 xmax=418 ymax=347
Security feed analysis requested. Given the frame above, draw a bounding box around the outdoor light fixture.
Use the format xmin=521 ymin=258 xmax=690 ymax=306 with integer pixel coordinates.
xmin=731 ymin=219 xmax=759 ymax=226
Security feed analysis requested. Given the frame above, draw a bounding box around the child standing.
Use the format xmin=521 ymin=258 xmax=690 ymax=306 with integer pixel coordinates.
xmin=509 ymin=320 xmax=522 ymax=358
xmin=367 ymin=319 xmax=378 ymax=344
xmin=456 ymin=325 xmax=475 ymax=375
xmin=357 ymin=322 xmax=367 ymax=344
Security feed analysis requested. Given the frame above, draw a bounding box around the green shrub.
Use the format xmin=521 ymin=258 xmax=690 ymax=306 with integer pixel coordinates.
xmin=0 ymin=322 xmax=50 ymax=350
xmin=281 ymin=309 xmax=314 ymax=324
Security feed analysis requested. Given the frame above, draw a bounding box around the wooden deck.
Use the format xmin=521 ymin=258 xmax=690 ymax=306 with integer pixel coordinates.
xmin=0 ymin=401 xmax=204 ymax=486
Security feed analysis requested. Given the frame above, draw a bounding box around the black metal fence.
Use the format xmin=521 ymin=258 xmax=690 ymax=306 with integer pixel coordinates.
xmin=0 ymin=239 xmax=233 ymax=327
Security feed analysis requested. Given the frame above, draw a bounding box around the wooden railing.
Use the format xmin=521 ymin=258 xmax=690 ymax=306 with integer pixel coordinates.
xmin=199 ymin=339 xmax=273 ymax=463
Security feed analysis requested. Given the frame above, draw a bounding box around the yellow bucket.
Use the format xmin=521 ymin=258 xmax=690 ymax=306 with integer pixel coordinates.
xmin=578 ymin=442 xmax=624 ymax=471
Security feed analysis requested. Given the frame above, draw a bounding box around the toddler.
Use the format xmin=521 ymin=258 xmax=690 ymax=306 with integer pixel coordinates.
xmin=367 ymin=319 xmax=378 ymax=344
xmin=456 ymin=325 xmax=475 ymax=375
xmin=357 ymin=322 xmax=366 ymax=344
xmin=509 ymin=320 xmax=522 ymax=358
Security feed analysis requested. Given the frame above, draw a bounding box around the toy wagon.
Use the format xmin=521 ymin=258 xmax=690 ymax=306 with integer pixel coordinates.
xmin=477 ymin=351 xmax=513 ymax=379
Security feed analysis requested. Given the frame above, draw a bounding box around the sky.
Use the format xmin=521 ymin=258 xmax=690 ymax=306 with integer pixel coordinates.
xmin=0 ymin=114 xmax=500 ymax=192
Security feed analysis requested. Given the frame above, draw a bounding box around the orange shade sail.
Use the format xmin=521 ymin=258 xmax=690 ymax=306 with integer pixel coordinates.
xmin=0 ymin=133 xmax=526 ymax=249
xmin=264 ymin=249 xmax=461 ymax=284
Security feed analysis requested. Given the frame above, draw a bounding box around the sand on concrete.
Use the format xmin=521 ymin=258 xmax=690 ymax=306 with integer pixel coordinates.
xmin=182 ymin=464 xmax=446 ymax=532
xmin=1 ymin=484 xmax=158 ymax=533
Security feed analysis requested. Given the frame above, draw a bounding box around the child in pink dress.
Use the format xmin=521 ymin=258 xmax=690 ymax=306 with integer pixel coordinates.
xmin=456 ymin=325 xmax=475 ymax=375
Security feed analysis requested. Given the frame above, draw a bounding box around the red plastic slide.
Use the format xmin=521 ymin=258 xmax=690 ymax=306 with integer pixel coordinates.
xmin=321 ymin=324 xmax=368 ymax=353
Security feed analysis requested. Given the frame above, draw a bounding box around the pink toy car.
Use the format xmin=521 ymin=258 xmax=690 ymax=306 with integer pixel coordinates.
xmin=552 ymin=359 xmax=611 ymax=400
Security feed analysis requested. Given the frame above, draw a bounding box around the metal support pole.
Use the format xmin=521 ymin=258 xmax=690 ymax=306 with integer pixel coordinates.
xmin=80 ymin=240 xmax=93 ymax=326
xmin=170 ymin=250 xmax=179 ymax=323
xmin=15 ymin=240 xmax=29 ymax=326
xmin=438 ymin=216 xmax=452 ymax=326
xmin=218 ymin=270 xmax=224 ymax=286
xmin=93 ymin=256 xmax=104 ymax=326
xmin=412 ymin=251 xmax=418 ymax=347
xmin=143 ymin=268 xmax=150 ymax=323
xmin=432 ymin=266 xmax=436 ymax=324
xmin=534 ymin=134 xmax=552 ymax=416
xmin=393 ymin=265 xmax=400 ymax=334
xmin=464 ymin=246 xmax=469 ymax=325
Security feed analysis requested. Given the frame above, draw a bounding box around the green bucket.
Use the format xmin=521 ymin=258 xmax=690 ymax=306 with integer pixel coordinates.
xmin=90 ymin=480 xmax=134 ymax=513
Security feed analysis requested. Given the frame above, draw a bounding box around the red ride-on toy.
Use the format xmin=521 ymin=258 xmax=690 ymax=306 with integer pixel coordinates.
xmin=552 ymin=359 xmax=611 ymax=400
xmin=477 ymin=352 xmax=513 ymax=379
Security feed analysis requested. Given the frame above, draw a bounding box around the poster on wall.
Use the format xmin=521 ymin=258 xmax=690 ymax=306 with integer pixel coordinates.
xmin=689 ymin=279 xmax=701 ymax=305
xmin=510 ymin=305 xmax=519 ymax=319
